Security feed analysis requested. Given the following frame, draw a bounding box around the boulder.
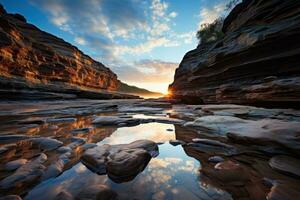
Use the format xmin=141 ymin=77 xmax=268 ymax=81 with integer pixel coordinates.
xmin=81 ymin=140 xmax=158 ymax=183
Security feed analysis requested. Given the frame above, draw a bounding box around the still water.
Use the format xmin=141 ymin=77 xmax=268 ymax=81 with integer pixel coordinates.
xmin=25 ymin=123 xmax=232 ymax=200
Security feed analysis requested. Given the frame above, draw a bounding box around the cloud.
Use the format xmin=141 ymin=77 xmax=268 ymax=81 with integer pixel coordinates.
xmin=114 ymin=59 xmax=178 ymax=84
xmin=169 ymin=12 xmax=178 ymax=18
xmin=74 ymin=37 xmax=86 ymax=45
xmin=198 ymin=1 xmax=227 ymax=28
xmin=29 ymin=0 xmax=196 ymax=92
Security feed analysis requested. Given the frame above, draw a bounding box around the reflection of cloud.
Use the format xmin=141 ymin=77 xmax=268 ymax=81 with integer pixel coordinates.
xmin=100 ymin=123 xmax=175 ymax=145
xmin=165 ymin=157 xmax=182 ymax=164
xmin=149 ymin=157 xmax=197 ymax=173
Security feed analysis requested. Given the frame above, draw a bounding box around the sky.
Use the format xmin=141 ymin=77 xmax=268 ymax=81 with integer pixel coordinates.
xmin=1 ymin=0 xmax=232 ymax=93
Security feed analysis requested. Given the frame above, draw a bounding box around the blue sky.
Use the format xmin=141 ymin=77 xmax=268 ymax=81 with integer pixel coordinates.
xmin=1 ymin=0 xmax=231 ymax=93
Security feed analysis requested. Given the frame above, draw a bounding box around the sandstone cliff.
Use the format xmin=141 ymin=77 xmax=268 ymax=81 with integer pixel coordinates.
xmin=169 ymin=0 xmax=300 ymax=107
xmin=0 ymin=5 xmax=137 ymax=100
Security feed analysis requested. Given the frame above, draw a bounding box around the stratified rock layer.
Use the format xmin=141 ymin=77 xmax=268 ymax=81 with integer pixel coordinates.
xmin=169 ymin=0 xmax=300 ymax=107
xmin=0 ymin=5 xmax=135 ymax=100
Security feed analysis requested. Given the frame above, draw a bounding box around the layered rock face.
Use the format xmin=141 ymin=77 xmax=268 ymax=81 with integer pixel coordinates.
xmin=0 ymin=5 xmax=127 ymax=99
xmin=169 ymin=0 xmax=300 ymax=107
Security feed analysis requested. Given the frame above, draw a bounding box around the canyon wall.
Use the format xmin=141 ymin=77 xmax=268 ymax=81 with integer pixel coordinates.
xmin=169 ymin=0 xmax=300 ymax=107
xmin=0 ymin=5 xmax=134 ymax=100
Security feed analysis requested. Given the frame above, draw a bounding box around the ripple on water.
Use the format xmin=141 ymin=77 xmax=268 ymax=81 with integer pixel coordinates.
xmin=25 ymin=123 xmax=232 ymax=200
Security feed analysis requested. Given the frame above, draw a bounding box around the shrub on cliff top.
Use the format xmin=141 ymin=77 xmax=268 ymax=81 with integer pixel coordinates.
xmin=196 ymin=18 xmax=224 ymax=44
xmin=196 ymin=0 xmax=241 ymax=44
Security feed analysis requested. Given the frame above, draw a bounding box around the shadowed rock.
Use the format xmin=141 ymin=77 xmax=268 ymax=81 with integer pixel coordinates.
xmin=267 ymin=181 xmax=300 ymax=200
xmin=269 ymin=155 xmax=300 ymax=177
xmin=169 ymin=139 xmax=186 ymax=146
xmin=92 ymin=116 xmax=140 ymax=126
xmin=0 ymin=135 xmax=32 ymax=144
xmin=0 ymin=195 xmax=22 ymax=200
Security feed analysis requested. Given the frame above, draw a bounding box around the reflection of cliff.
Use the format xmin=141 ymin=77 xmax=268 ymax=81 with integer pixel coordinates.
xmin=174 ymin=125 xmax=199 ymax=142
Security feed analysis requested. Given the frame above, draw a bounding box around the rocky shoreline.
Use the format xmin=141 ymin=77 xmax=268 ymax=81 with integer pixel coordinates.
xmin=0 ymin=99 xmax=299 ymax=199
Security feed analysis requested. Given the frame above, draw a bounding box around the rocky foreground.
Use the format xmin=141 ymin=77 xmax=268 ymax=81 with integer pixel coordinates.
xmin=169 ymin=0 xmax=300 ymax=107
xmin=0 ymin=99 xmax=299 ymax=199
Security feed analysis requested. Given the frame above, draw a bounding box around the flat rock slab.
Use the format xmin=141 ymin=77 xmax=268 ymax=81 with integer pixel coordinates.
xmin=4 ymin=159 xmax=28 ymax=171
xmin=0 ymin=144 xmax=17 ymax=154
xmin=92 ymin=116 xmax=140 ymax=126
xmin=81 ymin=140 xmax=158 ymax=183
xmin=46 ymin=117 xmax=77 ymax=123
xmin=30 ymin=137 xmax=63 ymax=150
xmin=269 ymin=155 xmax=300 ymax=177
xmin=187 ymin=138 xmax=238 ymax=156
xmin=0 ymin=153 xmax=47 ymax=189
xmin=185 ymin=115 xmax=300 ymax=153
xmin=0 ymin=135 xmax=32 ymax=144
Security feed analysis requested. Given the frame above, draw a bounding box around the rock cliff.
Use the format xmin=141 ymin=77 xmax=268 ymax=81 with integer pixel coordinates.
xmin=169 ymin=0 xmax=300 ymax=107
xmin=0 ymin=5 xmax=136 ymax=100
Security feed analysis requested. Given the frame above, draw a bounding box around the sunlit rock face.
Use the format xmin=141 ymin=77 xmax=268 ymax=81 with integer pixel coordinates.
xmin=0 ymin=5 xmax=120 ymax=98
xmin=169 ymin=0 xmax=300 ymax=107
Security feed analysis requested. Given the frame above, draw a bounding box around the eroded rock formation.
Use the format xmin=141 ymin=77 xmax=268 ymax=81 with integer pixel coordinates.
xmin=169 ymin=0 xmax=300 ymax=107
xmin=0 ymin=5 xmax=137 ymax=100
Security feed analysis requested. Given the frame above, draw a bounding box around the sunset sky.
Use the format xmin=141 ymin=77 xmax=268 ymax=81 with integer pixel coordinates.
xmin=1 ymin=0 xmax=232 ymax=93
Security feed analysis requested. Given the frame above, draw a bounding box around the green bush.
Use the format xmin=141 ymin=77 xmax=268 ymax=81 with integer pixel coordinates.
xmin=196 ymin=18 xmax=224 ymax=44
xmin=196 ymin=0 xmax=241 ymax=44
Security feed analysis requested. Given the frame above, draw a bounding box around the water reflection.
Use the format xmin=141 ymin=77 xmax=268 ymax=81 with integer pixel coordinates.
xmin=25 ymin=123 xmax=232 ymax=200
xmin=98 ymin=122 xmax=175 ymax=145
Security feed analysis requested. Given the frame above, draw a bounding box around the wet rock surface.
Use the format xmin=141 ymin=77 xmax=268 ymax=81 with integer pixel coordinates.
xmin=4 ymin=159 xmax=28 ymax=171
xmin=0 ymin=153 xmax=47 ymax=190
xmin=269 ymin=156 xmax=300 ymax=178
xmin=81 ymin=140 xmax=158 ymax=183
xmin=0 ymin=99 xmax=299 ymax=199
